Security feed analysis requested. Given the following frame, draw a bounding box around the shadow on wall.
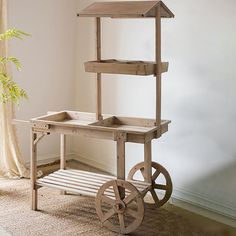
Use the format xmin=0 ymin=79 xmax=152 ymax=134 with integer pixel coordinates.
xmin=175 ymin=159 xmax=236 ymax=219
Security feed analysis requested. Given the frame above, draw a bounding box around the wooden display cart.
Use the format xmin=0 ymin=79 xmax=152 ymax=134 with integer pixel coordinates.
xmin=30 ymin=1 xmax=174 ymax=234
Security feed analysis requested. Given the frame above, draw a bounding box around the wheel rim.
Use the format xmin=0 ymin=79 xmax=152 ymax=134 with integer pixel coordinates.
xmin=128 ymin=161 xmax=173 ymax=207
xmin=96 ymin=179 xmax=144 ymax=234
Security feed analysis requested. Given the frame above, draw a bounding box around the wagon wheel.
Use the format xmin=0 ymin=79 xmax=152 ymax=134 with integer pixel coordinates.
xmin=96 ymin=179 xmax=145 ymax=234
xmin=128 ymin=162 xmax=172 ymax=208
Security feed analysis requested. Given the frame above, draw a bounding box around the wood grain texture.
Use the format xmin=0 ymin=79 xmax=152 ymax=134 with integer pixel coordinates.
xmin=96 ymin=17 xmax=102 ymax=120
xmin=155 ymin=4 xmax=162 ymax=126
xmin=78 ymin=1 xmax=174 ymax=18
xmin=85 ymin=60 xmax=168 ymax=76
xmin=31 ymin=131 xmax=37 ymax=211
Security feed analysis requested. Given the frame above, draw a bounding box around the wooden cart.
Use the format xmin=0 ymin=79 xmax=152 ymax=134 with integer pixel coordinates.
xmin=30 ymin=1 xmax=174 ymax=234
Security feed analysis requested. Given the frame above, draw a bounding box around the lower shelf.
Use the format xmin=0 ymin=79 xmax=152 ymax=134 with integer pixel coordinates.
xmin=37 ymin=169 xmax=151 ymax=198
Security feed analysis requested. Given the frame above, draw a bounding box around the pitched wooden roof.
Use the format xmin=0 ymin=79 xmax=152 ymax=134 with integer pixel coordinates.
xmin=78 ymin=1 xmax=174 ymax=18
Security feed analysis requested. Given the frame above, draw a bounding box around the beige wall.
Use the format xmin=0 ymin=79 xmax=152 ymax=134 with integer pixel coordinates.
xmin=8 ymin=0 xmax=77 ymax=164
xmin=74 ymin=0 xmax=236 ymax=218
xmin=8 ymin=0 xmax=236 ymax=219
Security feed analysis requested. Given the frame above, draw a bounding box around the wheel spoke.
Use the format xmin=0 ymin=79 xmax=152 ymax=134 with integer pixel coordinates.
xmin=113 ymin=181 xmax=121 ymax=200
xmin=152 ymin=169 xmax=161 ymax=181
xmin=140 ymin=168 xmax=145 ymax=179
xmin=150 ymin=189 xmax=159 ymax=205
xmin=153 ymin=184 xmax=167 ymax=190
xmin=125 ymin=208 xmax=137 ymax=218
xmin=102 ymin=195 xmax=115 ymax=206
xmin=123 ymin=191 xmax=138 ymax=205
xmin=101 ymin=208 xmax=116 ymax=223
xmin=118 ymin=213 xmax=125 ymax=232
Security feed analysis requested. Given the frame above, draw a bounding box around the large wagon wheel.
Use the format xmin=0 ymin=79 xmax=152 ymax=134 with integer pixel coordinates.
xmin=128 ymin=162 xmax=172 ymax=208
xmin=96 ymin=179 xmax=144 ymax=234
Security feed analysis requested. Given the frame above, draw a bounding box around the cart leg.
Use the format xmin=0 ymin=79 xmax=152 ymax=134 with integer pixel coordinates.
xmin=31 ymin=131 xmax=38 ymax=211
xmin=144 ymin=141 xmax=152 ymax=184
xmin=60 ymin=134 xmax=66 ymax=195
xmin=116 ymin=133 xmax=126 ymax=199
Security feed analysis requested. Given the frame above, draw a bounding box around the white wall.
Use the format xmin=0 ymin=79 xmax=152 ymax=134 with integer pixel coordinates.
xmin=8 ymin=0 xmax=77 ymax=164
xmin=7 ymin=0 xmax=236 ymax=219
xmin=75 ymin=0 xmax=236 ymax=218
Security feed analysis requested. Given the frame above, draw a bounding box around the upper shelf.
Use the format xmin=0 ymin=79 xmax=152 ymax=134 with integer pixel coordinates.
xmin=77 ymin=1 xmax=174 ymax=19
xmin=84 ymin=59 xmax=169 ymax=76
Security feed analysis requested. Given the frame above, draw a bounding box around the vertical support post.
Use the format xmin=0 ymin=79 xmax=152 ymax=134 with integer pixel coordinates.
xmin=60 ymin=134 xmax=66 ymax=170
xmin=116 ymin=132 xmax=126 ymax=199
xmin=96 ymin=17 xmax=102 ymax=121
xmin=31 ymin=130 xmax=38 ymax=210
xmin=60 ymin=134 xmax=66 ymax=195
xmin=155 ymin=4 xmax=162 ymax=126
xmin=144 ymin=141 xmax=152 ymax=184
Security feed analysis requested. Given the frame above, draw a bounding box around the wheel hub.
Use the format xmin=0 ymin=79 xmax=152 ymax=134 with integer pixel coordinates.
xmin=113 ymin=200 xmax=126 ymax=213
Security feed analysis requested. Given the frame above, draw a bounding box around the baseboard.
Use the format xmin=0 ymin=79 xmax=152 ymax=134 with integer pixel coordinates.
xmin=170 ymin=188 xmax=236 ymax=228
xmin=73 ymin=154 xmax=116 ymax=175
xmin=25 ymin=153 xmax=75 ymax=167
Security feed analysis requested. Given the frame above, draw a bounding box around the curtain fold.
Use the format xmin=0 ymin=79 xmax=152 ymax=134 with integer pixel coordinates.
xmin=0 ymin=0 xmax=29 ymax=178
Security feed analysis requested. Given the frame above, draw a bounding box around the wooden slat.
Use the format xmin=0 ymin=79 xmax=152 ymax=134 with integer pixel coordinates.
xmin=36 ymin=169 xmax=151 ymax=198
xmin=57 ymin=169 xmax=150 ymax=190
xmin=78 ymin=1 xmax=174 ymax=18
xmin=84 ymin=60 xmax=168 ymax=76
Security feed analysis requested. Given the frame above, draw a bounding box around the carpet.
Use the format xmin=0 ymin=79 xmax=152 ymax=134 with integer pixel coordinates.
xmin=0 ymin=178 xmax=221 ymax=236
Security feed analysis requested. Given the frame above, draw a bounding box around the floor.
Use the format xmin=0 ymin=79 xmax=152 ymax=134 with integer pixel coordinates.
xmin=41 ymin=160 xmax=236 ymax=236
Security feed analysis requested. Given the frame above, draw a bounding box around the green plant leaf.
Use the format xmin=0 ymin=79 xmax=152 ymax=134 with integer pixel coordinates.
xmin=0 ymin=28 xmax=31 ymax=40
xmin=0 ymin=56 xmax=22 ymax=71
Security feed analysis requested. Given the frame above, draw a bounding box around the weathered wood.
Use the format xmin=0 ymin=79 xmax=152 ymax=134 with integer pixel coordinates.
xmin=96 ymin=180 xmax=145 ymax=234
xmin=36 ymin=169 xmax=150 ymax=198
xmin=60 ymin=134 xmax=66 ymax=195
xmin=96 ymin=17 xmax=102 ymax=121
xmin=128 ymin=161 xmax=173 ymax=207
xmin=155 ymin=3 xmax=162 ymax=126
xmin=116 ymin=133 xmax=126 ymax=180
xmin=78 ymin=1 xmax=174 ymax=18
xmin=31 ymin=131 xmax=37 ymax=211
xmin=85 ymin=60 xmax=168 ymax=76
xmin=144 ymin=141 xmax=152 ymax=183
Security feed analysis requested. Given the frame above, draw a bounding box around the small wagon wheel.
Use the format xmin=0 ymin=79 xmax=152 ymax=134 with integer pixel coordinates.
xmin=96 ymin=179 xmax=145 ymax=234
xmin=128 ymin=162 xmax=172 ymax=208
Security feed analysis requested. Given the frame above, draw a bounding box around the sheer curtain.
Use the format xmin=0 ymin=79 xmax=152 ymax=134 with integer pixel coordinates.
xmin=0 ymin=0 xmax=29 ymax=178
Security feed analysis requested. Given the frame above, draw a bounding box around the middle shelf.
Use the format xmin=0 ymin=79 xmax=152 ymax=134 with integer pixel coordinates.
xmin=85 ymin=59 xmax=169 ymax=76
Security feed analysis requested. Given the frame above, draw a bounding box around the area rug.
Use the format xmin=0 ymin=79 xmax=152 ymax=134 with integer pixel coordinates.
xmin=0 ymin=178 xmax=219 ymax=236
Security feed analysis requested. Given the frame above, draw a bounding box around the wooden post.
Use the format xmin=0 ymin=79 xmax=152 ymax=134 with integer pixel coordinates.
xmin=116 ymin=132 xmax=126 ymax=199
xmin=60 ymin=134 xmax=66 ymax=195
xmin=60 ymin=134 xmax=66 ymax=170
xmin=31 ymin=130 xmax=38 ymax=210
xmin=144 ymin=141 xmax=152 ymax=184
xmin=155 ymin=4 xmax=161 ymax=126
xmin=96 ymin=17 xmax=102 ymax=120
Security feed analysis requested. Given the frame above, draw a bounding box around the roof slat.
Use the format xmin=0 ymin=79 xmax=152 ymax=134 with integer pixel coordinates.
xmin=78 ymin=1 xmax=174 ymax=18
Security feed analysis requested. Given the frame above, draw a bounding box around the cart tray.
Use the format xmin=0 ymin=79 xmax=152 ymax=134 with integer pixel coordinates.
xmin=31 ymin=111 xmax=170 ymax=135
xmin=84 ymin=59 xmax=169 ymax=76
xmin=37 ymin=169 xmax=151 ymax=198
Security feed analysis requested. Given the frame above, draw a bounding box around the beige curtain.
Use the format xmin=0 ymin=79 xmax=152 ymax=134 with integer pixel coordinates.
xmin=0 ymin=0 xmax=29 ymax=178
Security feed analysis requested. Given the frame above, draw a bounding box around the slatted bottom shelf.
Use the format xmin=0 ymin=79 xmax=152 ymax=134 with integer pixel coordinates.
xmin=36 ymin=169 xmax=151 ymax=198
